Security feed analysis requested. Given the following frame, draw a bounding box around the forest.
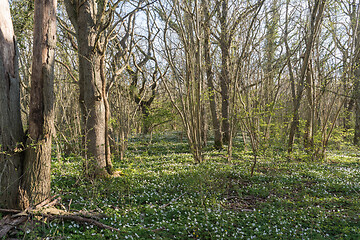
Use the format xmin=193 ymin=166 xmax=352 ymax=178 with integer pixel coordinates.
xmin=0 ymin=0 xmax=359 ymax=239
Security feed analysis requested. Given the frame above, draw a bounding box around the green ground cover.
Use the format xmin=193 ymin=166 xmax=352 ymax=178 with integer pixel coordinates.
xmin=16 ymin=133 xmax=360 ymax=239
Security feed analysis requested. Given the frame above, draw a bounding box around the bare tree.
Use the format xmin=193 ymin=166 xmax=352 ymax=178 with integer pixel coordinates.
xmin=202 ymin=0 xmax=222 ymax=149
xmin=287 ymin=0 xmax=326 ymax=153
xmin=158 ymin=0 xmax=205 ymax=163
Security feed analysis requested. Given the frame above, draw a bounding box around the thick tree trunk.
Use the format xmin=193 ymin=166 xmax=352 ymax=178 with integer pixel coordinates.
xmin=64 ymin=0 xmax=112 ymax=177
xmin=76 ymin=2 xmax=108 ymax=178
xmin=22 ymin=0 xmax=57 ymax=206
xmin=0 ymin=0 xmax=24 ymax=209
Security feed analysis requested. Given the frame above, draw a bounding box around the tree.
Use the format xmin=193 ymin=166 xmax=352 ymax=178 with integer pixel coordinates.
xmin=0 ymin=0 xmax=57 ymax=208
xmin=159 ymin=0 xmax=205 ymax=163
xmin=64 ymin=0 xmax=113 ymax=177
xmin=127 ymin=64 xmax=157 ymax=135
xmin=22 ymin=0 xmax=57 ymax=206
xmin=0 ymin=0 xmax=24 ymax=209
xmin=353 ymin=0 xmax=360 ymax=145
xmin=287 ymin=0 xmax=326 ymax=153
xmin=217 ymin=0 xmax=231 ymax=145
xmin=202 ymin=0 xmax=222 ymax=149
xmin=63 ymin=0 xmax=151 ymax=177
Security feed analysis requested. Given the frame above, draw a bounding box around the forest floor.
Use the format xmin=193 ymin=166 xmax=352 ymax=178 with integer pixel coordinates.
xmin=8 ymin=133 xmax=360 ymax=239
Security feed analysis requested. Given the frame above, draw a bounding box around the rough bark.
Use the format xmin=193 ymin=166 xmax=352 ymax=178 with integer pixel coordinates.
xmin=0 ymin=0 xmax=24 ymax=209
xmin=64 ymin=0 xmax=110 ymax=178
xmin=22 ymin=0 xmax=57 ymax=206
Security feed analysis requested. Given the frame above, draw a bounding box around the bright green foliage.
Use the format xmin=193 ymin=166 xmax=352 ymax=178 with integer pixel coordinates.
xmin=17 ymin=133 xmax=360 ymax=239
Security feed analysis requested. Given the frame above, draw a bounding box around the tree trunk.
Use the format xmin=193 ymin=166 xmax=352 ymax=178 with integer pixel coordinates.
xmin=78 ymin=42 xmax=107 ymax=177
xmin=22 ymin=0 xmax=57 ymax=206
xmin=201 ymin=104 xmax=208 ymax=147
xmin=64 ymin=1 xmax=111 ymax=178
xmin=354 ymin=2 xmax=360 ymax=145
xmin=219 ymin=1 xmax=231 ymax=145
xmin=141 ymin=104 xmax=151 ymax=135
xmin=303 ymin=63 xmax=314 ymax=150
xmin=100 ymin=56 xmax=113 ymax=173
xmin=203 ymin=0 xmax=222 ymax=149
xmin=287 ymin=0 xmax=325 ymax=153
xmin=0 ymin=0 xmax=24 ymax=209
xmin=355 ymin=84 xmax=360 ymax=145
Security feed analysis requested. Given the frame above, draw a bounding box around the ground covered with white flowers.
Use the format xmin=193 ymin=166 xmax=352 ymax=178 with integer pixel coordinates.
xmin=13 ymin=133 xmax=360 ymax=239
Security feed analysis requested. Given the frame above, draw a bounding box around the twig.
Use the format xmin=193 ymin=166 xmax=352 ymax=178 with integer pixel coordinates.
xmin=46 ymin=214 xmax=123 ymax=233
xmin=35 ymin=195 xmax=59 ymax=209
xmin=0 ymin=209 xmax=21 ymax=214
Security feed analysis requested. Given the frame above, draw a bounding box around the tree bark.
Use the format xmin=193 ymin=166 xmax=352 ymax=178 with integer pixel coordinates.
xmin=219 ymin=0 xmax=231 ymax=144
xmin=0 ymin=0 xmax=24 ymax=209
xmin=64 ymin=0 xmax=111 ymax=178
xmin=203 ymin=0 xmax=222 ymax=149
xmin=23 ymin=0 xmax=57 ymax=206
xmin=303 ymin=63 xmax=314 ymax=150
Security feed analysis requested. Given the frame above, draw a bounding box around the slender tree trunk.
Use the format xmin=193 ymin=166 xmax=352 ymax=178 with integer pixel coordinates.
xmin=355 ymin=92 xmax=360 ymax=145
xmin=304 ymin=63 xmax=314 ymax=150
xmin=354 ymin=56 xmax=360 ymax=145
xmin=201 ymin=104 xmax=208 ymax=147
xmin=203 ymin=0 xmax=222 ymax=149
xmin=0 ymin=0 xmax=24 ymax=209
xmin=354 ymin=2 xmax=360 ymax=145
xmin=100 ymin=56 xmax=113 ymax=173
xmin=287 ymin=0 xmax=325 ymax=153
xmin=22 ymin=0 xmax=57 ymax=206
xmin=219 ymin=0 xmax=231 ymax=144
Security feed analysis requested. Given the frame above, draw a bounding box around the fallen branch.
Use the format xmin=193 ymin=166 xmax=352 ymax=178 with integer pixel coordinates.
xmin=46 ymin=214 xmax=123 ymax=233
xmin=0 ymin=209 xmax=21 ymax=214
xmin=35 ymin=195 xmax=59 ymax=209
xmin=0 ymin=195 xmax=122 ymax=237
xmin=0 ymin=215 xmax=27 ymax=238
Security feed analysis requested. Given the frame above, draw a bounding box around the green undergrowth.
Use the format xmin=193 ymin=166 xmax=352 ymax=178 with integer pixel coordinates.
xmin=22 ymin=133 xmax=360 ymax=239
